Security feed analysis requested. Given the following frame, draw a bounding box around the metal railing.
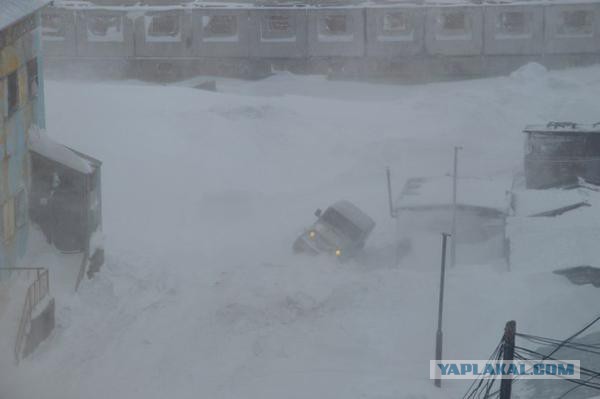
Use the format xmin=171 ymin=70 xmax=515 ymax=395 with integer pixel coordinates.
xmin=4 ymin=268 xmax=51 ymax=364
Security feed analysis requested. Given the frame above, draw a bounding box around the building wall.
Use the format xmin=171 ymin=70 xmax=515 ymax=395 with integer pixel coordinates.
xmin=0 ymin=12 xmax=45 ymax=274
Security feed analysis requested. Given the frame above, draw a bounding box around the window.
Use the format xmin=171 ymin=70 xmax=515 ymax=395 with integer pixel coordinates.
xmin=203 ymin=15 xmax=238 ymax=37
xmin=559 ymin=10 xmax=593 ymax=36
xmin=261 ymin=15 xmax=295 ymax=40
xmin=382 ymin=12 xmax=411 ymax=34
xmin=0 ymin=79 xmax=5 ymax=119
xmin=7 ymin=71 xmax=18 ymax=116
xmin=264 ymin=15 xmax=291 ymax=34
xmin=27 ymin=59 xmax=39 ymax=99
xmin=497 ymin=12 xmax=529 ymax=35
xmin=3 ymin=198 xmax=15 ymax=241
xmin=437 ymin=11 xmax=471 ymax=38
xmin=148 ymin=14 xmax=180 ymax=38
xmin=442 ymin=12 xmax=467 ymax=31
xmin=322 ymin=15 xmax=348 ymax=35
xmin=87 ymin=15 xmax=124 ymax=42
xmin=42 ymin=14 xmax=66 ymax=39
xmin=15 ymin=190 xmax=27 ymax=229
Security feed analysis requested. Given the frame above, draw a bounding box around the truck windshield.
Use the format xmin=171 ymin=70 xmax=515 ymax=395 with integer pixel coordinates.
xmin=320 ymin=208 xmax=363 ymax=241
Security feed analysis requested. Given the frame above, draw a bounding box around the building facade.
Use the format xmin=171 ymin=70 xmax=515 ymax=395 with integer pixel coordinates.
xmin=0 ymin=0 xmax=50 ymax=272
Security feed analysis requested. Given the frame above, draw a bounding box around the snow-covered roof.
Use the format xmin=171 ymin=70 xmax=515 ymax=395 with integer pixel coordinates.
xmin=0 ymin=0 xmax=51 ymax=32
xmin=512 ymin=184 xmax=598 ymax=216
xmin=396 ymin=176 xmax=511 ymax=214
xmin=524 ymin=122 xmax=600 ymax=135
xmin=29 ymin=129 xmax=94 ymax=174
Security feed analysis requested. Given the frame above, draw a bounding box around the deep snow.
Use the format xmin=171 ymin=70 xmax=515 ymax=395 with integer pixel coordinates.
xmin=3 ymin=64 xmax=600 ymax=399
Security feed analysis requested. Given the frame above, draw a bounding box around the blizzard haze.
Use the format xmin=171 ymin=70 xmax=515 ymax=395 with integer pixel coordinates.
xmin=5 ymin=64 xmax=600 ymax=399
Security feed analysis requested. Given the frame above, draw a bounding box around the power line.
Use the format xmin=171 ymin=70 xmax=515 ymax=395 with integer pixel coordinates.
xmin=465 ymin=315 xmax=600 ymax=399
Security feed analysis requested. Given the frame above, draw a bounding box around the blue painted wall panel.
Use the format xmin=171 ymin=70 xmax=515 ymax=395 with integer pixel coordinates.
xmin=0 ymin=10 xmax=45 ymax=273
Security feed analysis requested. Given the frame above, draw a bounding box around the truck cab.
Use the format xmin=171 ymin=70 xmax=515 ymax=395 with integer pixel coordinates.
xmin=293 ymin=200 xmax=375 ymax=261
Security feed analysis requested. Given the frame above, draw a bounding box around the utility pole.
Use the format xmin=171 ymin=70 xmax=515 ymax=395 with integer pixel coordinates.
xmin=434 ymin=232 xmax=451 ymax=388
xmin=500 ymin=320 xmax=517 ymax=399
xmin=450 ymin=146 xmax=462 ymax=268
xmin=386 ymin=167 xmax=396 ymax=219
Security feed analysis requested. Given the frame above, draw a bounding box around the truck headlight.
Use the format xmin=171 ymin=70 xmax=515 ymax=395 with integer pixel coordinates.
xmin=309 ymin=230 xmax=316 ymax=239
xmin=335 ymin=249 xmax=342 ymax=257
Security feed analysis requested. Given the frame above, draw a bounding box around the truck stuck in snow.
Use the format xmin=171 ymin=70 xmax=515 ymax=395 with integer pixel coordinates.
xmin=293 ymin=200 xmax=375 ymax=261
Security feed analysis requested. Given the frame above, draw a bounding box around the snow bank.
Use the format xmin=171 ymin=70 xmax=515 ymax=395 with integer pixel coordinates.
xmin=510 ymin=62 xmax=548 ymax=81
xmin=4 ymin=65 xmax=600 ymax=399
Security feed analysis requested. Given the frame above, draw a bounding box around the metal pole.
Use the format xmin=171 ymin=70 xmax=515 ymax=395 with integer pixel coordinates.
xmin=450 ymin=146 xmax=462 ymax=268
xmin=386 ymin=167 xmax=395 ymax=219
xmin=435 ymin=232 xmax=451 ymax=388
xmin=500 ymin=320 xmax=517 ymax=399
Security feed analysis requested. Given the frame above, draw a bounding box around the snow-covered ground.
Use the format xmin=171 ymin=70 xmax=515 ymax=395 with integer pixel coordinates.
xmin=3 ymin=64 xmax=600 ymax=399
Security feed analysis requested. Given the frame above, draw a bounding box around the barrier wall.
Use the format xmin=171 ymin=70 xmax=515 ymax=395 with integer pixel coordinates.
xmin=484 ymin=4 xmax=544 ymax=55
xmin=425 ymin=6 xmax=484 ymax=56
xmin=41 ymin=2 xmax=600 ymax=68
xmin=251 ymin=8 xmax=308 ymax=58
xmin=366 ymin=6 xmax=426 ymax=57
xmin=192 ymin=9 xmax=253 ymax=57
xmin=42 ymin=8 xmax=78 ymax=57
xmin=307 ymin=8 xmax=365 ymax=57
xmin=544 ymin=3 xmax=600 ymax=54
xmin=134 ymin=9 xmax=193 ymax=57
xmin=76 ymin=9 xmax=135 ymax=57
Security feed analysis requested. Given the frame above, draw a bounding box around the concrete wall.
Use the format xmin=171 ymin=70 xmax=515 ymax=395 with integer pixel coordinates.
xmin=484 ymin=4 xmax=544 ymax=55
xmin=425 ymin=6 xmax=484 ymax=56
xmin=76 ymin=9 xmax=135 ymax=57
xmin=544 ymin=3 xmax=600 ymax=54
xmin=134 ymin=9 xmax=193 ymax=58
xmin=251 ymin=8 xmax=308 ymax=58
xmin=41 ymin=8 xmax=78 ymax=57
xmin=366 ymin=7 xmax=425 ymax=57
xmin=38 ymin=3 xmax=600 ymax=69
xmin=192 ymin=9 xmax=253 ymax=58
xmin=307 ymin=8 xmax=365 ymax=57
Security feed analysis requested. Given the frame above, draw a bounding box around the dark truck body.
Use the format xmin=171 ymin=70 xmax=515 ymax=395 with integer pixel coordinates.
xmin=293 ymin=200 xmax=375 ymax=261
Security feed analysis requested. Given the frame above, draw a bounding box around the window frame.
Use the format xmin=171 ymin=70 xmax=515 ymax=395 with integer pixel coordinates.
xmin=27 ymin=58 xmax=39 ymax=100
xmin=496 ymin=11 xmax=530 ymax=36
xmin=321 ymin=15 xmax=349 ymax=36
xmin=7 ymin=71 xmax=18 ymax=117
xmin=147 ymin=13 xmax=181 ymax=38
xmin=558 ymin=10 xmax=594 ymax=37
xmin=15 ymin=189 xmax=27 ymax=229
xmin=382 ymin=12 xmax=411 ymax=35
xmin=3 ymin=197 xmax=16 ymax=242
xmin=203 ymin=15 xmax=238 ymax=38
